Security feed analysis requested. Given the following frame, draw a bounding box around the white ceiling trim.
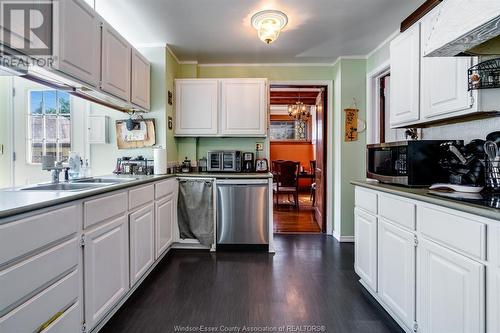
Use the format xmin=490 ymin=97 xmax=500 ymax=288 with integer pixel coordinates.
xmin=365 ymin=29 xmax=400 ymax=60
xmin=166 ymin=45 xmax=181 ymax=64
xmin=197 ymin=62 xmax=336 ymax=67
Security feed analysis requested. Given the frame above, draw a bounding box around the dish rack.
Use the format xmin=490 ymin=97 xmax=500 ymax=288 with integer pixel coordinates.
xmin=485 ymin=159 xmax=500 ymax=192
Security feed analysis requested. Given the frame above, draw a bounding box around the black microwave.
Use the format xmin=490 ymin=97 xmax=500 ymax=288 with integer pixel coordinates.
xmin=367 ymin=141 xmax=452 ymax=186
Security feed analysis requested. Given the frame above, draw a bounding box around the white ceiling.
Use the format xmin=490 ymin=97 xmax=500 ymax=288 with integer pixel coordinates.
xmin=95 ymin=0 xmax=426 ymax=64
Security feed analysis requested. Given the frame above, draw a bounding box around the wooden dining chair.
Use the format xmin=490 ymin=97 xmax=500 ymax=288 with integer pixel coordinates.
xmin=273 ymin=161 xmax=300 ymax=210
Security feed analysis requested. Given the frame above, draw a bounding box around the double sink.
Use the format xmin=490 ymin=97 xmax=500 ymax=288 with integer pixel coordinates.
xmin=19 ymin=177 xmax=138 ymax=192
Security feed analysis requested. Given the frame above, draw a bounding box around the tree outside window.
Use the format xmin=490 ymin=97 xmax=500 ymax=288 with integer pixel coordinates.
xmin=28 ymin=90 xmax=71 ymax=164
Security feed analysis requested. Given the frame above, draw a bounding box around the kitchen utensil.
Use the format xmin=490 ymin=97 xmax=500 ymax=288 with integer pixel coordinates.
xmin=484 ymin=141 xmax=499 ymax=161
xmin=486 ymin=131 xmax=500 ymax=145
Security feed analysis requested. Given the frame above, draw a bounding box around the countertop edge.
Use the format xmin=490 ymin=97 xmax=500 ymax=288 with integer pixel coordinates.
xmin=0 ymin=173 xmax=273 ymax=220
xmin=351 ymin=180 xmax=500 ymax=221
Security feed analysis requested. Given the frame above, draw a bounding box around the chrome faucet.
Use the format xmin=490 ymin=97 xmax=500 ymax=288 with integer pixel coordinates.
xmin=48 ymin=160 xmax=65 ymax=184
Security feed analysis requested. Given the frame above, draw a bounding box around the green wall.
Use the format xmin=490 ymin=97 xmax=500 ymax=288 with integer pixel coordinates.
xmin=336 ymin=59 xmax=367 ymax=237
xmin=366 ymin=39 xmax=391 ymax=73
xmin=173 ymin=62 xmax=367 ymax=237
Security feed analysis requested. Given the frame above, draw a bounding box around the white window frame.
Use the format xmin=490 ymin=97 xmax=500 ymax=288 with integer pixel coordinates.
xmin=26 ymin=89 xmax=72 ymax=165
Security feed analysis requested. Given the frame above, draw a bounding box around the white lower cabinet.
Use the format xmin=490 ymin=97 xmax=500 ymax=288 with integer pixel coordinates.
xmin=355 ymin=186 xmax=489 ymax=333
xmin=354 ymin=208 xmax=378 ymax=291
xmin=378 ymin=219 xmax=415 ymax=330
xmin=155 ymin=193 xmax=175 ymax=259
xmin=129 ymin=203 xmax=155 ymax=286
xmin=418 ymin=237 xmax=485 ymax=333
xmin=84 ymin=215 xmax=129 ymax=330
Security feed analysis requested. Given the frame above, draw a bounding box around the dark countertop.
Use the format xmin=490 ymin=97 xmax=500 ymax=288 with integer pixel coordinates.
xmin=0 ymin=172 xmax=273 ymax=220
xmin=351 ymin=180 xmax=500 ymax=221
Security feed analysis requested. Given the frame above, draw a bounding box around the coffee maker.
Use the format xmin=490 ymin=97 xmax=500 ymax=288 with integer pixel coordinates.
xmin=242 ymin=152 xmax=255 ymax=173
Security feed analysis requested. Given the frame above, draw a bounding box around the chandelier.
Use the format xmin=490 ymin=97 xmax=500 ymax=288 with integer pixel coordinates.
xmin=288 ymin=92 xmax=311 ymax=121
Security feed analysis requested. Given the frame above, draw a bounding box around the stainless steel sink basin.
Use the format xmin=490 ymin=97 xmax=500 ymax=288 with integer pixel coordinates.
xmin=71 ymin=177 xmax=138 ymax=184
xmin=20 ymin=183 xmax=101 ymax=191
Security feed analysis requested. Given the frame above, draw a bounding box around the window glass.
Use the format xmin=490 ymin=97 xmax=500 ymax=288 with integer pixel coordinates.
xmin=43 ymin=91 xmax=57 ymax=114
xmin=27 ymin=90 xmax=72 ymax=164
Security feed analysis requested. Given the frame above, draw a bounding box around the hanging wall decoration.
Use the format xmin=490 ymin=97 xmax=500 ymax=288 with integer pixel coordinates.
xmin=344 ymin=108 xmax=359 ymax=142
xmin=345 ymin=98 xmax=360 ymax=142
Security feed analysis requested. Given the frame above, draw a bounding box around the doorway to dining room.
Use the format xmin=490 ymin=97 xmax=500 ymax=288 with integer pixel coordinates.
xmin=270 ymin=84 xmax=328 ymax=234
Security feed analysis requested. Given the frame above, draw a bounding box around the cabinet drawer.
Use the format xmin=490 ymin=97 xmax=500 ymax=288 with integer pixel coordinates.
xmin=84 ymin=192 xmax=127 ymax=229
xmin=379 ymin=195 xmax=416 ymax=230
xmin=0 ymin=205 xmax=79 ymax=266
xmin=41 ymin=301 xmax=81 ymax=333
xmin=0 ymin=238 xmax=78 ymax=315
xmin=418 ymin=206 xmax=486 ymax=260
xmin=155 ymin=179 xmax=177 ymax=200
xmin=355 ymin=187 xmax=377 ymax=214
xmin=129 ymin=185 xmax=154 ymax=210
xmin=0 ymin=269 xmax=79 ymax=333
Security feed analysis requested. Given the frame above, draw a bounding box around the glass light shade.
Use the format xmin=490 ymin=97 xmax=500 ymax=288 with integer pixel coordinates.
xmin=251 ymin=10 xmax=288 ymax=45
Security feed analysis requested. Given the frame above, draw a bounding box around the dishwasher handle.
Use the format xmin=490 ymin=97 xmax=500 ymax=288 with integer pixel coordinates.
xmin=216 ymin=179 xmax=269 ymax=185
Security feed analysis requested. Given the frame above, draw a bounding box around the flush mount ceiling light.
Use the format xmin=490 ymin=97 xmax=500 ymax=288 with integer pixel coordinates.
xmin=251 ymin=10 xmax=288 ymax=44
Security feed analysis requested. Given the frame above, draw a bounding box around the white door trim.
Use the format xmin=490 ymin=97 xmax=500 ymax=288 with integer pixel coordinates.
xmin=366 ymin=60 xmax=390 ymax=145
xmin=269 ymin=80 xmax=334 ymax=236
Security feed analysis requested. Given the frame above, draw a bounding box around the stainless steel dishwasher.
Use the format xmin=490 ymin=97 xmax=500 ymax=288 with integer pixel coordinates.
xmin=216 ymin=179 xmax=269 ymax=248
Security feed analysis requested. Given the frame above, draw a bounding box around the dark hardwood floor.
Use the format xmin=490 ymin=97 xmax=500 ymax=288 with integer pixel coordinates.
xmin=273 ymin=193 xmax=322 ymax=233
xmin=101 ymin=235 xmax=402 ymax=333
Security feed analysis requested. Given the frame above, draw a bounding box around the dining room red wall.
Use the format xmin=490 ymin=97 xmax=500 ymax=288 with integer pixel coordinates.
xmin=270 ymin=142 xmax=315 ymax=190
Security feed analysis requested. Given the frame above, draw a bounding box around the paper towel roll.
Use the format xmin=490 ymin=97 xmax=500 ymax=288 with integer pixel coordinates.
xmin=153 ymin=147 xmax=167 ymax=175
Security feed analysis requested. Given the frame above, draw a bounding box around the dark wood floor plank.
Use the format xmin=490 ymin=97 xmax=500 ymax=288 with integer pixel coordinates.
xmin=101 ymin=235 xmax=403 ymax=333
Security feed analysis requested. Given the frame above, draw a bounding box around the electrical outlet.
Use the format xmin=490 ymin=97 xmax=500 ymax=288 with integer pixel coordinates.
xmin=255 ymin=143 xmax=264 ymax=151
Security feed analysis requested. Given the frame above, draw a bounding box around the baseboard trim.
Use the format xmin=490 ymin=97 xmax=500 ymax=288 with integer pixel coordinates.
xmin=333 ymin=233 xmax=355 ymax=243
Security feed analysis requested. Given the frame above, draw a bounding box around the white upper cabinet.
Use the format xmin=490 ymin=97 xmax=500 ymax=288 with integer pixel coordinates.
xmin=101 ymin=22 xmax=132 ymax=101
xmin=354 ymin=208 xmax=378 ymax=292
xmin=175 ymin=78 xmax=268 ymax=137
xmin=390 ymin=23 xmax=421 ymax=127
xmin=420 ymin=7 xmax=475 ymax=120
xmin=423 ymin=0 xmax=500 ymax=57
xmin=220 ymin=79 xmax=267 ymax=136
xmin=56 ymin=0 xmax=101 ymax=87
xmin=418 ymin=237 xmax=485 ymax=333
xmin=175 ymin=79 xmax=219 ymax=136
xmin=378 ymin=219 xmax=415 ymax=330
xmin=131 ymin=49 xmax=151 ymax=110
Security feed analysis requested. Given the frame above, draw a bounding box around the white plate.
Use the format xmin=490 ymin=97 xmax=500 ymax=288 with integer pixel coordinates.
xmin=429 ymin=183 xmax=484 ymax=193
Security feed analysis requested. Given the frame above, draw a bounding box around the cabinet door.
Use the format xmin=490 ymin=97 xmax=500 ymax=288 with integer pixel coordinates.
xmin=84 ymin=215 xmax=129 ymax=331
xmin=129 ymin=204 xmax=155 ymax=286
xmin=390 ymin=23 xmax=421 ymax=127
xmin=378 ymin=219 xmax=415 ymax=329
xmin=101 ymin=22 xmax=131 ymax=101
xmin=155 ymin=192 xmax=175 ymax=258
xmin=420 ymin=8 xmax=474 ymax=119
xmin=175 ymin=80 xmax=219 ymax=136
xmin=131 ymin=49 xmax=151 ymax=110
xmin=418 ymin=238 xmax=485 ymax=333
xmin=57 ymin=0 xmax=101 ymax=87
xmin=87 ymin=115 xmax=108 ymax=144
xmin=354 ymin=208 xmax=377 ymax=291
xmin=220 ymin=79 xmax=267 ymax=136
